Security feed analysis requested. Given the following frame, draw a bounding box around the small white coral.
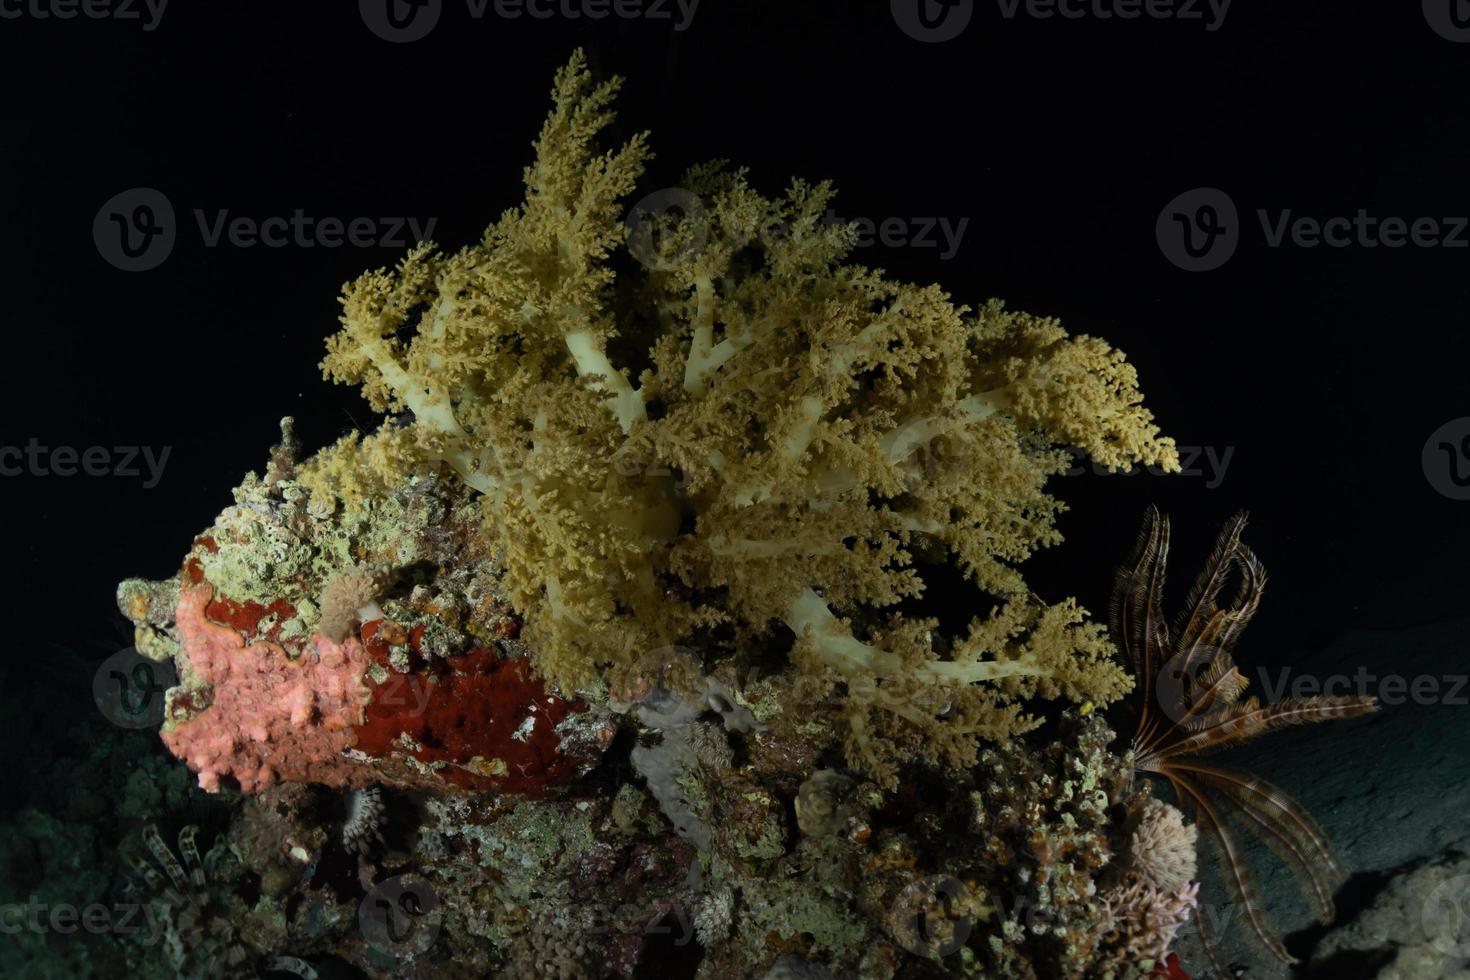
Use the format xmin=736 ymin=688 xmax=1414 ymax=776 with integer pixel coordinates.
xmin=1130 ymin=797 xmax=1198 ymax=890
xmin=342 ymin=787 xmax=387 ymax=855
xmin=694 ymin=885 xmax=733 ymax=947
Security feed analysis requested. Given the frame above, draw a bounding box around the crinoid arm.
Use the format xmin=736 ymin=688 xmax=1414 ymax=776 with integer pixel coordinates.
xmin=1111 ymin=503 xmax=1172 ymax=740
xmin=1116 ymin=508 xmax=1379 ymax=971
xmin=141 ymin=824 xmax=195 ymax=907
xmin=1175 ymin=761 xmax=1340 ymax=922
xmin=1171 ymin=771 xmax=1297 ymax=969
xmin=1160 ymin=694 xmax=1379 ymax=759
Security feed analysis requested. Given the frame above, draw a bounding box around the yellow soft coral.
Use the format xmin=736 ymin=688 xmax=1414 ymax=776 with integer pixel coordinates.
xmin=302 ymin=50 xmax=1178 ymax=786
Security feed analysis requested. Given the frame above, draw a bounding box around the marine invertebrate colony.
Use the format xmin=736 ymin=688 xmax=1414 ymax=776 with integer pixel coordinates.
xmin=1129 ymin=797 xmax=1198 ymax=892
xmin=299 ymin=48 xmax=1177 ymax=786
xmin=113 ymin=50 xmax=1221 ymax=979
xmin=1112 ymin=508 xmax=1378 ymax=971
xmin=341 ymin=786 xmax=387 ymax=855
xmin=162 ymin=578 xmax=374 ymax=792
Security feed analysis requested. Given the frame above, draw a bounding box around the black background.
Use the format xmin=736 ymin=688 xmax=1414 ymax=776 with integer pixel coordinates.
xmin=3 ymin=0 xmax=1467 ymax=678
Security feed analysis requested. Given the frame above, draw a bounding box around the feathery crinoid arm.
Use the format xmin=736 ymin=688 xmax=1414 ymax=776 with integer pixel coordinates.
xmin=1170 ymin=772 xmax=1299 ymax=968
xmin=1123 ymin=512 xmax=1382 ymax=973
xmin=1157 ymin=694 xmax=1378 ymax=759
xmin=1168 ymin=650 xmax=1250 ymax=733
xmin=1135 ymin=510 xmax=1265 ymax=752
xmin=1111 ymin=506 xmax=1171 ymax=718
xmin=1172 ymin=511 xmax=1264 ymax=667
xmin=1174 ymin=761 xmax=1342 ymax=923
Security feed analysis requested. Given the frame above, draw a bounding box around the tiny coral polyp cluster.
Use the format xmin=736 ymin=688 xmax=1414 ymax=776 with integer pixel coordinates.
xmin=112 ymin=49 xmax=1373 ymax=979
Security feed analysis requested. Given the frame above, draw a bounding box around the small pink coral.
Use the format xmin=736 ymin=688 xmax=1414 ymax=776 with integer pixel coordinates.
xmin=1103 ymin=878 xmax=1200 ymax=969
xmin=1131 ymin=798 xmax=1198 ymax=891
xmin=164 ymin=583 xmax=374 ymax=793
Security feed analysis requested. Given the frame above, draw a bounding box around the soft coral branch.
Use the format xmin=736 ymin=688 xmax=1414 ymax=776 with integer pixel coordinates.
xmin=307 ymin=50 xmax=1174 ymax=786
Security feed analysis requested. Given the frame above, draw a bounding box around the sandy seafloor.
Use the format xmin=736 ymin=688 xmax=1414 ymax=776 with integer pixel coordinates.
xmin=1169 ymin=587 xmax=1470 ymax=979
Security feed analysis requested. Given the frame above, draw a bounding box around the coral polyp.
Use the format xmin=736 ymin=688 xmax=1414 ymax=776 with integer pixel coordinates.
xmin=341 ymin=787 xmax=387 ymax=856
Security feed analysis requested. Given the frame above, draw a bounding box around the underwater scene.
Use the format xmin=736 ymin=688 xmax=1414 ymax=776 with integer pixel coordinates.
xmin=4 ymin=5 xmax=1469 ymax=978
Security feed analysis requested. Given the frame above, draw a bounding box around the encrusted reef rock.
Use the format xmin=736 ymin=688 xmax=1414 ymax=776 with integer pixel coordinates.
xmin=1305 ymin=837 xmax=1470 ymax=979
xmin=112 ymin=50 xmax=1200 ymax=978
xmin=118 ymin=446 xmax=611 ymax=799
xmin=108 ymin=704 xmax=1196 ymax=978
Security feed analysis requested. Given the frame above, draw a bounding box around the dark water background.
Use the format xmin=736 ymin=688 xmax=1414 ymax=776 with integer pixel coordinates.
xmin=2 ymin=3 xmax=1467 ymax=977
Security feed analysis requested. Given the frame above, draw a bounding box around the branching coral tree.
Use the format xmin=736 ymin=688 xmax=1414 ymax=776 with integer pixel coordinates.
xmin=301 ymin=50 xmax=1179 ymax=787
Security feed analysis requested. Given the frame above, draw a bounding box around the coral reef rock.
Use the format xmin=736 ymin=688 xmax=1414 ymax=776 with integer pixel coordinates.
xmin=1306 ymin=837 xmax=1470 ymax=979
xmin=110 ymin=50 xmax=1200 ymax=979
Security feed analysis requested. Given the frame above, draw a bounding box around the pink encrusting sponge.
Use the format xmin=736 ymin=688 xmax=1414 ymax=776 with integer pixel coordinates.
xmin=164 ymin=582 xmax=374 ymax=792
